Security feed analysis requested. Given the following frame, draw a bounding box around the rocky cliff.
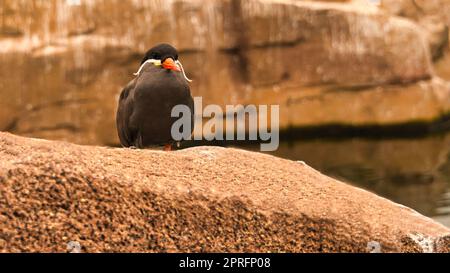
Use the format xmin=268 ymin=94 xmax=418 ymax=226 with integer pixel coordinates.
xmin=1 ymin=0 xmax=450 ymax=145
xmin=0 ymin=132 xmax=449 ymax=252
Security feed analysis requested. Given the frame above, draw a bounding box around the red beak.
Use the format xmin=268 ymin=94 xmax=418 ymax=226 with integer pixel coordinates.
xmin=162 ymin=58 xmax=181 ymax=71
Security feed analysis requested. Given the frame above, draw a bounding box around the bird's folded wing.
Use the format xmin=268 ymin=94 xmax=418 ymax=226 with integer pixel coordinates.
xmin=116 ymin=79 xmax=137 ymax=147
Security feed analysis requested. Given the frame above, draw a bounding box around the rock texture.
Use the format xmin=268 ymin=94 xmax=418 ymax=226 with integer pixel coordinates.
xmin=1 ymin=0 xmax=450 ymax=145
xmin=0 ymin=132 xmax=449 ymax=253
xmin=381 ymin=0 xmax=450 ymax=74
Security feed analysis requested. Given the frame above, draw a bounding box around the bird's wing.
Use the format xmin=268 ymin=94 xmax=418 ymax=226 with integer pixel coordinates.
xmin=116 ymin=79 xmax=137 ymax=147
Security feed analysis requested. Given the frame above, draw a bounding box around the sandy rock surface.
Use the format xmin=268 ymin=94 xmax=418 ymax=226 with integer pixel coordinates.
xmin=0 ymin=132 xmax=449 ymax=252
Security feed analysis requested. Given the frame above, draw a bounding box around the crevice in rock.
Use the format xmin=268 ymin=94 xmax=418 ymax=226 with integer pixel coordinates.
xmin=250 ymin=38 xmax=307 ymax=49
xmin=411 ymin=0 xmax=426 ymax=15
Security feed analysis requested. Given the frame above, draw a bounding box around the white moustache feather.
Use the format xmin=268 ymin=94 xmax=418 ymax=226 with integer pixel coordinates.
xmin=133 ymin=59 xmax=192 ymax=83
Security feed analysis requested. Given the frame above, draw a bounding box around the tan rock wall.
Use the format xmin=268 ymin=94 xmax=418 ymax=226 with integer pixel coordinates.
xmin=0 ymin=0 xmax=448 ymax=145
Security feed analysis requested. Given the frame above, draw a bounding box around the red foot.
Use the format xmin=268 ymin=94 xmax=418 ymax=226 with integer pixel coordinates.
xmin=163 ymin=144 xmax=172 ymax=151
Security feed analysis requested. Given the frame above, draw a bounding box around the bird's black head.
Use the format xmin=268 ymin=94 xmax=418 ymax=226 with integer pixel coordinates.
xmin=141 ymin=43 xmax=179 ymax=65
xmin=138 ymin=43 xmax=192 ymax=81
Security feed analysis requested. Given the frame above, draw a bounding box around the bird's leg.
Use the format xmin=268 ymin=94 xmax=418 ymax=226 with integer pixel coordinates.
xmin=163 ymin=144 xmax=172 ymax=151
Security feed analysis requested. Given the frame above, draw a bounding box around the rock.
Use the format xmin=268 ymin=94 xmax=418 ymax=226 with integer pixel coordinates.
xmin=381 ymin=0 xmax=450 ymax=61
xmin=420 ymin=16 xmax=449 ymax=61
xmin=241 ymin=1 xmax=432 ymax=86
xmin=381 ymin=0 xmax=450 ymax=85
xmin=381 ymin=0 xmax=450 ymax=25
xmin=0 ymin=0 xmax=448 ymax=146
xmin=0 ymin=132 xmax=449 ymax=252
xmin=253 ymin=77 xmax=450 ymax=129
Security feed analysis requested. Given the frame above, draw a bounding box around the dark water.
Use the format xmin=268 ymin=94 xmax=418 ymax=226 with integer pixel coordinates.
xmin=241 ymin=134 xmax=450 ymax=228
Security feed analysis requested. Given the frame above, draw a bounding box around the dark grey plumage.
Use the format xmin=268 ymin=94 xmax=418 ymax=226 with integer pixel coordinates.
xmin=116 ymin=44 xmax=194 ymax=148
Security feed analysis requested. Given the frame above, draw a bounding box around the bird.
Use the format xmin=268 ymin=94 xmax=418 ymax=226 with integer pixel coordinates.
xmin=116 ymin=43 xmax=194 ymax=151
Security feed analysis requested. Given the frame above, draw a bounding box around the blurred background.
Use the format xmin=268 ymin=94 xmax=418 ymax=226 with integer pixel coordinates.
xmin=1 ymin=0 xmax=450 ymax=227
